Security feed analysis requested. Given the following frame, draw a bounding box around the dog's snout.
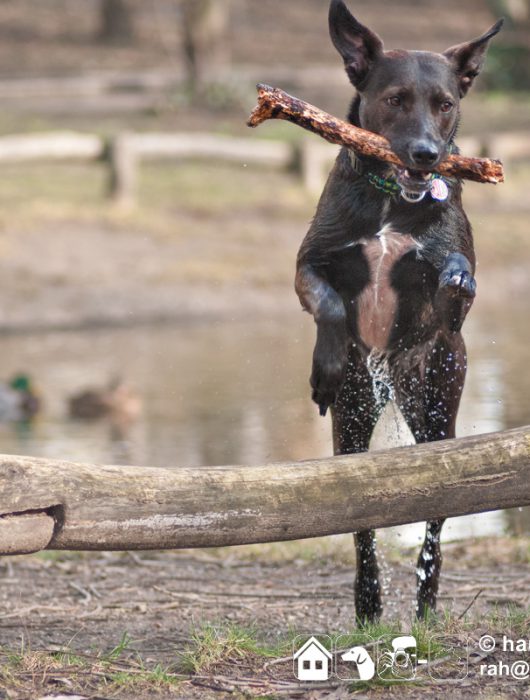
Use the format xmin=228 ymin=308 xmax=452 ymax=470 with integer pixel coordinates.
xmin=410 ymin=142 xmax=439 ymax=168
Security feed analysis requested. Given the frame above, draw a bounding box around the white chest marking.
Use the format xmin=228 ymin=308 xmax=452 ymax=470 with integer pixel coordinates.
xmin=357 ymin=225 xmax=419 ymax=350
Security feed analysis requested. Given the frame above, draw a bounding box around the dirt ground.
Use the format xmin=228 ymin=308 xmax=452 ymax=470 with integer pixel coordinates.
xmin=0 ymin=537 xmax=528 ymax=699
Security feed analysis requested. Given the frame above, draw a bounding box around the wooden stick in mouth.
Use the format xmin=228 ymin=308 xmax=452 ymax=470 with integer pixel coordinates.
xmin=247 ymin=83 xmax=504 ymax=185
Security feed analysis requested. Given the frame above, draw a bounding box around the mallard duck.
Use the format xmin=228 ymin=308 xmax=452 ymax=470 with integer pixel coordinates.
xmin=0 ymin=374 xmax=41 ymax=421
xmin=68 ymin=377 xmax=142 ymax=423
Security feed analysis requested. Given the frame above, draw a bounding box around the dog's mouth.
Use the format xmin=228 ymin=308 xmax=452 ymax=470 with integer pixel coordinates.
xmin=396 ymin=168 xmax=433 ymax=194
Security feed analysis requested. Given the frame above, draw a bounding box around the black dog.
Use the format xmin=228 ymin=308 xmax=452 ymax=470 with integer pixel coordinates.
xmin=295 ymin=0 xmax=502 ymax=621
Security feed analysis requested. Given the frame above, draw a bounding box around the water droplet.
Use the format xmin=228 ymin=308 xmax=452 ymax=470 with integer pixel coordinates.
xmin=416 ymin=567 xmax=427 ymax=581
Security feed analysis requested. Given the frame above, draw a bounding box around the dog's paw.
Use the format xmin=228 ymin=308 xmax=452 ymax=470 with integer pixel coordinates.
xmin=310 ymin=338 xmax=348 ymax=416
xmin=440 ymin=269 xmax=476 ymax=298
xmin=311 ymin=359 xmax=346 ymax=416
xmin=439 ymin=254 xmax=476 ymax=299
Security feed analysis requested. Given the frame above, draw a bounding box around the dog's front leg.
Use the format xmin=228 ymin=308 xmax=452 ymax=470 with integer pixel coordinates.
xmin=296 ymin=263 xmax=349 ymax=416
xmin=435 ymin=252 xmax=476 ymax=332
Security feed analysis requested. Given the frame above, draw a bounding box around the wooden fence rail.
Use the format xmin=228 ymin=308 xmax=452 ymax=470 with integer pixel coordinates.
xmin=0 ymin=132 xmax=104 ymax=161
xmin=0 ymin=129 xmax=527 ymax=203
xmin=0 ymin=425 xmax=529 ymax=556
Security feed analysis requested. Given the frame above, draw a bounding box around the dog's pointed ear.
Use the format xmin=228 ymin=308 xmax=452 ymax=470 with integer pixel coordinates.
xmin=443 ymin=19 xmax=504 ymax=97
xmin=329 ymin=0 xmax=383 ymax=88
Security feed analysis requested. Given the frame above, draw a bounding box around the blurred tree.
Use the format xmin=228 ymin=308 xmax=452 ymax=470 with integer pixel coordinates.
xmin=484 ymin=0 xmax=530 ymax=88
xmin=180 ymin=0 xmax=231 ymax=93
xmin=98 ymin=0 xmax=135 ymax=44
xmin=486 ymin=0 xmax=529 ymax=28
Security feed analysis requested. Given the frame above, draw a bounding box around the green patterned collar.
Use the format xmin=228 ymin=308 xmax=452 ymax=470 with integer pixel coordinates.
xmin=348 ymin=149 xmax=452 ymax=201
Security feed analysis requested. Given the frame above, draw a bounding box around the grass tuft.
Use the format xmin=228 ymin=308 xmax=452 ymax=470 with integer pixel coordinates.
xmin=180 ymin=621 xmax=274 ymax=674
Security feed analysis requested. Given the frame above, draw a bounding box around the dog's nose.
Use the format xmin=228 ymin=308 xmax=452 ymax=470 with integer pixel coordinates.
xmin=410 ymin=142 xmax=439 ymax=168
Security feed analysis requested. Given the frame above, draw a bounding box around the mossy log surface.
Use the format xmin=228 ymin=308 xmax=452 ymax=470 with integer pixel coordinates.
xmin=0 ymin=426 xmax=528 ymax=554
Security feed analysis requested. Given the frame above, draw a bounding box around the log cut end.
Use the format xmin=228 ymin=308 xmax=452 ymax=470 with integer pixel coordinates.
xmin=0 ymin=512 xmax=55 ymax=555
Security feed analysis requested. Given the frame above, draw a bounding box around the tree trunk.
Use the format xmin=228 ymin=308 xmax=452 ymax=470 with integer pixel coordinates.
xmin=98 ymin=0 xmax=135 ymax=44
xmin=180 ymin=0 xmax=231 ymax=92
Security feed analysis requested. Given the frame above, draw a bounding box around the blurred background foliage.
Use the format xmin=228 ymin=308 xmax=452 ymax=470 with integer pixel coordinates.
xmin=0 ymin=0 xmax=526 ymax=486
xmin=482 ymin=0 xmax=530 ymax=89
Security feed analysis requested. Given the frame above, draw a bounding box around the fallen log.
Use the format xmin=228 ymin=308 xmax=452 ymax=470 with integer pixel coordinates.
xmin=0 ymin=425 xmax=528 ymax=554
xmin=247 ymin=83 xmax=504 ymax=185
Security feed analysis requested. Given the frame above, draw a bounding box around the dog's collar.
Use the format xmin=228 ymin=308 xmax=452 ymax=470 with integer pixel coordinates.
xmin=349 ymin=150 xmax=366 ymax=178
xmin=348 ymin=149 xmax=451 ymax=203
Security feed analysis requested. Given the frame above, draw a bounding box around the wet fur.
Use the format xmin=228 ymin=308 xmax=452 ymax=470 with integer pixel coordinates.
xmin=295 ymin=0 xmax=502 ymax=622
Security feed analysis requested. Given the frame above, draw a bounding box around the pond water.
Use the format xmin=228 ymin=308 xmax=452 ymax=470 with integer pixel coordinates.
xmin=0 ymin=296 xmax=528 ymax=548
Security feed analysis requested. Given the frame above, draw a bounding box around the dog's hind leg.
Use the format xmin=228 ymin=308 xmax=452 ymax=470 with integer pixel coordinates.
xmin=416 ymin=518 xmax=445 ymax=620
xmin=394 ymin=332 xmax=467 ymax=619
xmin=332 ymin=346 xmax=382 ymax=624
xmin=353 ymin=529 xmax=382 ymax=624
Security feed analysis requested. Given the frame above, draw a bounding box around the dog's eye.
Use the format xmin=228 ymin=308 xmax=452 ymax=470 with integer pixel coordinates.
xmin=387 ymin=96 xmax=401 ymax=107
xmin=440 ymin=100 xmax=454 ymax=113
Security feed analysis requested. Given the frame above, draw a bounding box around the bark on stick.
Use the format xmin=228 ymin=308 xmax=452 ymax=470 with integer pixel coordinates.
xmin=247 ymin=83 xmax=504 ymax=184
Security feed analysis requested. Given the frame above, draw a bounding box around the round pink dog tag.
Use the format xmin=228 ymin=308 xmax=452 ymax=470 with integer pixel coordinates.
xmin=430 ymin=178 xmax=448 ymax=201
